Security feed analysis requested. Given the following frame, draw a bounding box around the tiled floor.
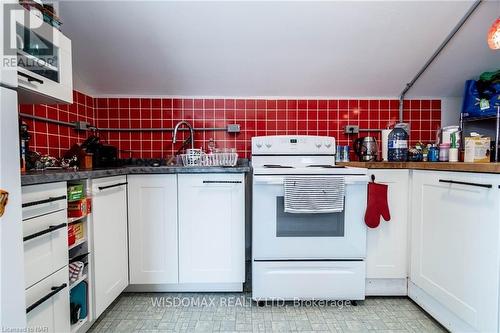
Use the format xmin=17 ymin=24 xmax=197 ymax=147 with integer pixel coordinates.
xmin=89 ymin=293 xmax=446 ymax=333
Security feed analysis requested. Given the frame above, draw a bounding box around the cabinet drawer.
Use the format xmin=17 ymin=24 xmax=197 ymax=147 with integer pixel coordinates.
xmin=24 ymin=210 xmax=68 ymax=289
xmin=26 ymin=266 xmax=70 ymax=333
xmin=252 ymin=261 xmax=365 ymax=300
xmin=22 ymin=182 xmax=67 ymax=220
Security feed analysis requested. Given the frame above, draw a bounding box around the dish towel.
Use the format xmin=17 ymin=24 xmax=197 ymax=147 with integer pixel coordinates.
xmin=69 ymin=261 xmax=84 ymax=283
xmin=364 ymin=182 xmax=391 ymax=228
xmin=284 ymin=176 xmax=345 ymax=213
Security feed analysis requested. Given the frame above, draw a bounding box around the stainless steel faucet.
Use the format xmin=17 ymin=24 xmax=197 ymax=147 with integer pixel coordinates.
xmin=172 ymin=120 xmax=195 ymax=150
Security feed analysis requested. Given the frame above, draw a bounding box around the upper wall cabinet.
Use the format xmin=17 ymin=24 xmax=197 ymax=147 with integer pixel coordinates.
xmin=12 ymin=6 xmax=72 ymax=104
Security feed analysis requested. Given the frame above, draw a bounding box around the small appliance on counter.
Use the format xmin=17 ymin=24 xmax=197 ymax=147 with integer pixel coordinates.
xmin=81 ymin=135 xmax=118 ymax=168
xmin=353 ymin=137 xmax=378 ymax=161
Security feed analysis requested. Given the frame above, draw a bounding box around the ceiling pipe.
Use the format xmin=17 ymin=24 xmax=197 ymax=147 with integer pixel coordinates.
xmin=398 ymin=0 xmax=483 ymax=122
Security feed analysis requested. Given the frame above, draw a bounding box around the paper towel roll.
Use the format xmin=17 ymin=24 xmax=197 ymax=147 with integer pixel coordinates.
xmin=381 ymin=129 xmax=391 ymax=161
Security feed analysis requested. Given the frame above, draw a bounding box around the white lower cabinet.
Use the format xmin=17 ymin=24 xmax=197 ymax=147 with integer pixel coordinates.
xmin=365 ymin=169 xmax=409 ymax=296
xmin=22 ymin=182 xmax=69 ymax=333
xmin=127 ymin=173 xmax=245 ymax=291
xmin=92 ymin=176 xmax=129 ymax=318
xmin=177 ymin=174 xmax=245 ymax=287
xmin=409 ymin=170 xmax=500 ymax=333
xmin=26 ymin=267 xmax=70 ymax=333
xmin=128 ymin=175 xmax=179 ymax=284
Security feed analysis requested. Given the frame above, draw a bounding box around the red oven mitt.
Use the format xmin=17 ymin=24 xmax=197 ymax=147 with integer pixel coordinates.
xmin=364 ymin=182 xmax=391 ymax=228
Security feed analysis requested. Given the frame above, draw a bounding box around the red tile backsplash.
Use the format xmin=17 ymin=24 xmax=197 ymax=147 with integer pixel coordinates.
xmin=19 ymin=91 xmax=95 ymax=158
xmin=20 ymin=91 xmax=441 ymax=160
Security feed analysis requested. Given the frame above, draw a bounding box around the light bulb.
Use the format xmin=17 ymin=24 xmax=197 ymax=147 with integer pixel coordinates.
xmin=487 ymin=17 xmax=500 ymax=50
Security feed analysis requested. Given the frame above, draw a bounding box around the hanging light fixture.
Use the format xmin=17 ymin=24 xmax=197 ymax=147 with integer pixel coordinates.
xmin=487 ymin=17 xmax=500 ymax=50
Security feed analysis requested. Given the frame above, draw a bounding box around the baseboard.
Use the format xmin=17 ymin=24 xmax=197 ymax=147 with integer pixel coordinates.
xmin=408 ymin=281 xmax=476 ymax=333
xmin=365 ymin=278 xmax=407 ymax=296
xmin=125 ymin=283 xmax=243 ymax=292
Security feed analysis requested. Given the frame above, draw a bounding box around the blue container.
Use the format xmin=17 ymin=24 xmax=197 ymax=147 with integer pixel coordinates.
xmin=388 ymin=127 xmax=408 ymax=162
xmin=336 ymin=146 xmax=342 ymax=162
xmin=428 ymin=145 xmax=439 ymax=162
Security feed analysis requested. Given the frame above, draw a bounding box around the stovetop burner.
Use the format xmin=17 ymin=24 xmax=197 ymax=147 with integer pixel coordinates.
xmin=263 ymin=164 xmax=294 ymax=168
xmin=306 ymin=165 xmax=345 ymax=169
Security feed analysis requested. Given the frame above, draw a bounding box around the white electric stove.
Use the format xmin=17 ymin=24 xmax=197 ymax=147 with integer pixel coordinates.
xmin=251 ymin=135 xmax=369 ymax=302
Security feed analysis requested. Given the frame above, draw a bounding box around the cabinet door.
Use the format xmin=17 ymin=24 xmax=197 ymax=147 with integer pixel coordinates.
xmin=92 ymin=176 xmax=128 ymax=318
xmin=128 ymin=175 xmax=178 ymax=284
xmin=410 ymin=170 xmax=500 ymax=332
xmin=366 ymin=169 xmax=409 ymax=279
xmin=26 ymin=267 xmax=70 ymax=333
xmin=178 ymin=174 xmax=245 ymax=284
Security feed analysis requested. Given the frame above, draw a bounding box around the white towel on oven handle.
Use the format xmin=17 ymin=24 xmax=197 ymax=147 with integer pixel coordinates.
xmin=284 ymin=176 xmax=345 ymax=213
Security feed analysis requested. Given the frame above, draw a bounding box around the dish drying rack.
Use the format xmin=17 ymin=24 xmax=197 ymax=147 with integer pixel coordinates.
xmin=179 ymin=149 xmax=238 ymax=167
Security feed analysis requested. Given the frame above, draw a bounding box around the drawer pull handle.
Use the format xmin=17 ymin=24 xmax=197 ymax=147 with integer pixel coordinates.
xmin=26 ymin=283 xmax=67 ymax=314
xmin=23 ymin=222 xmax=67 ymax=242
xmin=22 ymin=195 xmax=67 ymax=208
xmin=19 ymin=72 xmax=44 ymax=85
xmin=439 ymin=179 xmax=492 ymax=189
xmin=98 ymin=182 xmax=127 ymax=191
xmin=202 ymin=180 xmax=242 ymax=184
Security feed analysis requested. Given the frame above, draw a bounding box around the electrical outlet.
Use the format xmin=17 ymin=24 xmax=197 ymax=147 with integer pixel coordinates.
xmin=74 ymin=121 xmax=90 ymax=131
xmin=344 ymin=125 xmax=359 ymax=134
xmin=227 ymin=124 xmax=241 ymax=133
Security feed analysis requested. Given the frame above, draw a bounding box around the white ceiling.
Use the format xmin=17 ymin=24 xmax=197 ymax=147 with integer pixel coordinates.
xmin=59 ymin=0 xmax=500 ymax=98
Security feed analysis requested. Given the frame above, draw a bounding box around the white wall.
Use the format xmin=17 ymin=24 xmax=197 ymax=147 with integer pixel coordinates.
xmin=441 ymin=97 xmax=463 ymax=127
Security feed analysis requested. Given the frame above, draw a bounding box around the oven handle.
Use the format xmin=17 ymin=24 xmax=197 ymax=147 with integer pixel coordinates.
xmin=254 ymin=178 xmax=284 ymax=185
xmin=254 ymin=177 xmax=368 ymax=185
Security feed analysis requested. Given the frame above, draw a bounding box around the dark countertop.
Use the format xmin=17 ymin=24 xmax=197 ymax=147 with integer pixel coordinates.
xmin=21 ymin=163 xmax=252 ymax=186
xmin=338 ymin=161 xmax=500 ymax=174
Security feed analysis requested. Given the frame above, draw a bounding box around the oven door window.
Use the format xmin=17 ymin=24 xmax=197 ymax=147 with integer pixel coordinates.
xmin=276 ymin=197 xmax=345 ymax=237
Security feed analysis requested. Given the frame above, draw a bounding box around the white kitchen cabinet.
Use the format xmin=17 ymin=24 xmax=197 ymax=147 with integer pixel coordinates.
xmin=409 ymin=170 xmax=500 ymax=333
xmin=177 ymin=174 xmax=245 ymax=288
xmin=128 ymin=175 xmax=178 ymax=284
xmin=25 ymin=267 xmax=70 ymax=333
xmin=13 ymin=7 xmax=73 ymax=104
xmin=365 ymin=169 xmax=409 ymax=296
xmin=91 ymin=176 xmax=128 ymax=318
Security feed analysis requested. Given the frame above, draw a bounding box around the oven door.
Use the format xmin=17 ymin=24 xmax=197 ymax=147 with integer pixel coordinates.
xmin=253 ymin=175 xmax=367 ymax=260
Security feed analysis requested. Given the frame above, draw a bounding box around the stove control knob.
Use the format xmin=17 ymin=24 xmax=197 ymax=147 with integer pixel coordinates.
xmin=324 ymin=141 xmax=332 ymax=148
xmin=256 ymin=141 xmax=263 ymax=148
xmin=315 ymin=142 xmax=322 ymax=148
xmin=265 ymin=142 xmax=272 ymax=149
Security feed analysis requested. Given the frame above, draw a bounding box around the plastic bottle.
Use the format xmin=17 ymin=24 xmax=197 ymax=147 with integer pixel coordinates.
xmin=449 ymin=132 xmax=459 ymax=162
xmin=388 ymin=125 xmax=409 ymax=162
xmin=439 ymin=143 xmax=450 ymax=162
xmin=428 ymin=145 xmax=439 ymax=162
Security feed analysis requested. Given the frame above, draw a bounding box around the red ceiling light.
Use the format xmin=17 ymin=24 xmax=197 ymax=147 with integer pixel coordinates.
xmin=487 ymin=17 xmax=500 ymax=50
